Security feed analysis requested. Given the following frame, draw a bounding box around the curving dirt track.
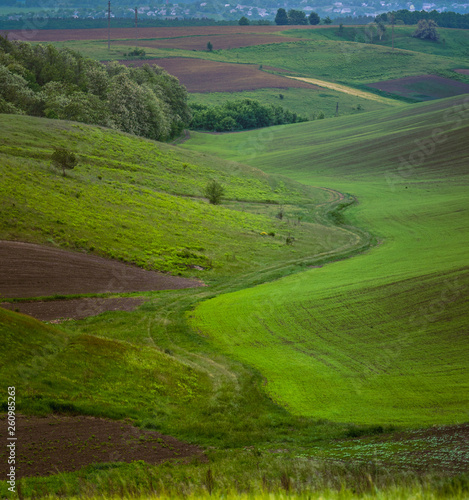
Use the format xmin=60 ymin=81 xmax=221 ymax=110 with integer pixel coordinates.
xmin=286 ymin=76 xmax=399 ymax=104
xmin=121 ymin=58 xmax=315 ymax=93
xmin=0 ymin=414 xmax=206 ymax=479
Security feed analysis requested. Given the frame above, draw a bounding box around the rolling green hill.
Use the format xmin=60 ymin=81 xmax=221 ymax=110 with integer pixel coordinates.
xmin=0 ymin=114 xmax=362 ymax=281
xmin=186 ymin=95 xmax=469 ymax=426
xmin=283 ymin=25 xmax=469 ymax=61
xmin=0 ymin=307 xmax=210 ymax=420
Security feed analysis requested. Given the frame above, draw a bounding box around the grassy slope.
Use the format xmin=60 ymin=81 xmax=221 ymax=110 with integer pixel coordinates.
xmin=186 ymin=95 xmax=469 ymax=426
xmin=200 ymin=40 xmax=467 ymax=85
xmin=1 ymin=114 xmax=361 ymax=281
xmin=189 ymin=87 xmax=389 ymax=120
xmin=283 ymin=25 xmax=469 ymax=62
xmin=0 ymin=306 xmax=214 ymax=428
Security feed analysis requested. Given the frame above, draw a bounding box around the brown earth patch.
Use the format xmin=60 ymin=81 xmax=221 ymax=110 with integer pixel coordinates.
xmin=119 ymin=33 xmax=300 ymax=51
xmin=120 ymin=57 xmax=315 ymax=93
xmin=6 ymin=25 xmax=322 ymax=43
xmin=454 ymin=69 xmax=469 ymax=75
xmin=367 ymin=74 xmax=469 ymax=101
xmin=0 ymin=297 xmax=145 ymax=321
xmin=0 ymin=240 xmax=203 ymax=300
xmin=0 ymin=414 xmax=206 ymax=479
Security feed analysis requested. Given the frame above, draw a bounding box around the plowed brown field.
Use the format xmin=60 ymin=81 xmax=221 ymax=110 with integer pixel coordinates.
xmin=120 ymin=57 xmax=316 ymax=92
xmin=0 ymin=414 xmax=206 ymax=478
xmin=0 ymin=241 xmax=203 ymax=320
xmin=0 ymin=241 xmax=203 ymax=299
xmin=0 ymin=297 xmax=146 ymax=321
xmin=7 ymin=25 xmax=320 ymax=42
xmin=367 ymin=74 xmax=469 ymax=101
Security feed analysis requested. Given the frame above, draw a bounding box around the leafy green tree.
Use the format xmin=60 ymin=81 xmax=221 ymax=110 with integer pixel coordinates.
xmin=412 ymin=19 xmax=439 ymax=41
xmin=288 ymin=9 xmax=307 ymax=25
xmin=323 ymin=16 xmax=332 ymax=25
xmin=0 ymin=65 xmax=38 ymax=115
xmin=308 ymin=12 xmax=320 ymax=25
xmin=275 ymin=8 xmax=288 ymax=25
xmin=376 ymin=20 xmax=387 ymax=40
xmin=207 ymin=41 xmax=213 ymax=51
xmin=238 ymin=16 xmax=249 ymax=25
xmin=0 ymin=35 xmax=191 ymax=142
xmin=51 ymin=147 xmax=78 ymax=176
xmin=216 ymin=116 xmax=237 ymax=132
xmin=204 ymin=180 xmax=225 ymax=205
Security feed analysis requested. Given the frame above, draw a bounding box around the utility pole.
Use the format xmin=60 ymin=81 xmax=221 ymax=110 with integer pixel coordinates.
xmin=107 ymin=1 xmax=111 ymax=51
xmin=135 ymin=6 xmax=138 ymax=47
xmin=391 ymin=13 xmax=395 ymax=51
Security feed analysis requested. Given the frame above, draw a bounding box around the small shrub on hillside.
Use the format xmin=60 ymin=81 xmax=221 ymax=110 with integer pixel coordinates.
xmin=204 ymin=180 xmax=225 ymax=205
xmin=51 ymin=147 xmax=78 ymax=176
xmin=413 ymin=19 xmax=440 ymax=41
xmin=125 ymin=47 xmax=146 ymax=58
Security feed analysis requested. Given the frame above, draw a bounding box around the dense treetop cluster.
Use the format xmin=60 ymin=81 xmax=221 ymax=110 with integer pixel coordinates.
xmin=189 ymin=99 xmax=308 ymax=132
xmin=0 ymin=35 xmax=191 ymax=141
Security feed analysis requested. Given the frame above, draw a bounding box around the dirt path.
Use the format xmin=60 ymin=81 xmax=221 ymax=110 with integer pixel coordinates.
xmin=286 ymin=76 xmax=400 ymax=105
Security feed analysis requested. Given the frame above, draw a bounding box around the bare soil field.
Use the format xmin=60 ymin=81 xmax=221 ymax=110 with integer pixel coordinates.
xmin=455 ymin=69 xmax=469 ymax=75
xmin=0 ymin=297 xmax=146 ymax=321
xmin=0 ymin=414 xmax=206 ymax=479
xmin=6 ymin=25 xmax=320 ymax=43
xmin=120 ymin=58 xmax=315 ymax=92
xmin=0 ymin=241 xmax=203 ymax=300
xmin=119 ymin=33 xmax=301 ymax=51
xmin=367 ymin=74 xmax=469 ymax=101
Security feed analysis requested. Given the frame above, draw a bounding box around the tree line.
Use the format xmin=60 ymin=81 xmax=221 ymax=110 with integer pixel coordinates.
xmin=274 ymin=8 xmax=327 ymax=26
xmin=189 ymin=99 xmax=308 ymax=132
xmin=0 ymin=35 xmax=190 ymax=141
xmin=383 ymin=9 xmax=469 ymax=29
xmin=272 ymin=8 xmax=469 ymax=28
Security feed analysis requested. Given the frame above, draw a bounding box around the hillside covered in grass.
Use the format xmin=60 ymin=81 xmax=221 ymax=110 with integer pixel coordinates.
xmin=0 ymin=114 xmax=367 ymax=281
xmin=185 ymin=94 xmax=469 ymax=426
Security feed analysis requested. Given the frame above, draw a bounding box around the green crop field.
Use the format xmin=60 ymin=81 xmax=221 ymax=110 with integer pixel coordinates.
xmin=1 ymin=27 xmax=469 ymax=499
xmin=1 ymin=114 xmax=361 ymax=281
xmin=189 ymin=87 xmax=389 ymax=120
xmin=185 ymin=95 xmax=469 ymax=426
xmin=197 ymin=40 xmax=468 ymax=86
xmin=283 ymin=25 xmax=469 ymax=61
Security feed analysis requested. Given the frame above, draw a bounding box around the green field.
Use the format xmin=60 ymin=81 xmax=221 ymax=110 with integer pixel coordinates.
xmin=185 ymin=95 xmax=469 ymax=426
xmin=189 ymin=87 xmax=389 ymax=120
xmin=283 ymin=25 xmax=469 ymax=61
xmin=200 ymin=40 xmax=468 ymax=86
xmin=1 ymin=28 xmax=469 ymax=499
xmin=1 ymin=114 xmax=362 ymax=281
